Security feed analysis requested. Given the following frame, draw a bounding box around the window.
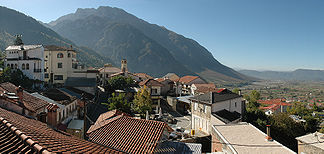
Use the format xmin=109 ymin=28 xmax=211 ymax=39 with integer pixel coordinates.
xmin=58 ymin=63 xmax=63 ymax=68
xmin=151 ymin=88 xmax=158 ymax=95
xmin=22 ymin=64 xmax=25 ymax=70
xmin=203 ymin=104 xmax=207 ymax=113
xmin=235 ymin=102 xmax=237 ymax=108
xmin=44 ymin=73 xmax=49 ymax=78
xmin=10 ymin=64 xmax=13 ymax=69
xmin=14 ymin=64 xmax=17 ymax=69
xmin=26 ymin=63 xmax=29 ymax=70
xmin=194 ymin=102 xmax=198 ymax=111
xmin=68 ymin=53 xmax=71 ymax=58
xmin=54 ymin=75 xmax=63 ymax=80
xmin=57 ymin=53 xmax=63 ymax=58
xmin=7 ymin=64 xmax=10 ymax=68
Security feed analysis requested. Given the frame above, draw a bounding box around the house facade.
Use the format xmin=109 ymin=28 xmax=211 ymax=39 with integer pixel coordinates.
xmin=139 ymin=79 xmax=163 ymax=108
xmin=4 ymin=45 xmax=45 ymax=81
xmin=179 ymin=76 xmax=206 ymax=95
xmin=44 ymin=45 xmax=78 ymax=85
xmin=190 ymin=89 xmax=244 ymax=134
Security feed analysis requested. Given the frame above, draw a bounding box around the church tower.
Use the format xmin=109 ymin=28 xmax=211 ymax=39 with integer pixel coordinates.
xmin=121 ymin=59 xmax=127 ymax=72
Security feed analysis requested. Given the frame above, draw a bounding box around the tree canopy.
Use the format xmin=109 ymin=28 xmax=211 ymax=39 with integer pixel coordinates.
xmin=103 ymin=93 xmax=132 ymax=114
xmin=132 ymin=86 xmax=152 ymax=115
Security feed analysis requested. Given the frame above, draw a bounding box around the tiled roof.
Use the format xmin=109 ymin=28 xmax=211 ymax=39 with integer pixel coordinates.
xmin=99 ymin=67 xmax=121 ymax=73
xmin=179 ymin=76 xmax=199 ymax=84
xmin=0 ymin=107 xmax=121 ymax=153
xmin=162 ymin=73 xmax=180 ymax=82
xmin=0 ymin=82 xmax=49 ymax=112
xmin=87 ymin=110 xmax=172 ymax=153
xmin=134 ymin=73 xmax=153 ymax=80
xmin=193 ymin=83 xmax=217 ymax=94
xmin=42 ymin=88 xmax=77 ymax=105
xmin=191 ymin=89 xmax=241 ymax=104
xmin=258 ymin=99 xmax=290 ymax=106
xmin=258 ymin=99 xmax=291 ymax=111
xmin=155 ymin=141 xmax=202 ymax=154
xmin=44 ymin=45 xmax=74 ymax=51
xmin=139 ymin=79 xmax=163 ymax=87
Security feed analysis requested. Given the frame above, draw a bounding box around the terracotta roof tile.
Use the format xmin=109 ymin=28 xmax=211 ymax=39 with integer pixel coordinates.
xmin=0 ymin=107 xmax=122 ymax=153
xmin=134 ymin=73 xmax=153 ymax=80
xmin=0 ymin=82 xmax=49 ymax=112
xmin=87 ymin=110 xmax=172 ymax=153
xmin=139 ymin=79 xmax=163 ymax=87
xmin=179 ymin=76 xmax=199 ymax=84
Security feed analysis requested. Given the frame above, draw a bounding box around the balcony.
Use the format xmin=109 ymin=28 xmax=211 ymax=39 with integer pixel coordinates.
xmin=34 ymin=69 xmax=42 ymax=73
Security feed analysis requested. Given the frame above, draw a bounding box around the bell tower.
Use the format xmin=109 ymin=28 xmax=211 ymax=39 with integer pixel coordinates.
xmin=121 ymin=59 xmax=127 ymax=72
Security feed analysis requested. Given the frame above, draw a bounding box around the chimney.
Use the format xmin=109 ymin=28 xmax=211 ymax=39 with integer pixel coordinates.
xmin=210 ymin=92 xmax=214 ymax=104
xmin=16 ymin=86 xmax=23 ymax=105
xmin=266 ymin=125 xmax=273 ymax=141
xmin=121 ymin=59 xmax=127 ymax=73
xmin=47 ymin=104 xmax=59 ymax=127
xmin=238 ymin=90 xmax=241 ymax=96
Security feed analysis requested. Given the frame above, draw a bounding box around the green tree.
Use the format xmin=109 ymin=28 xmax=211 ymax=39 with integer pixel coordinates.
xmin=106 ymin=76 xmax=135 ymax=94
xmin=132 ymin=86 xmax=152 ymax=115
xmin=249 ymin=90 xmax=261 ymax=103
xmin=103 ymin=93 xmax=132 ymax=114
xmin=232 ymin=88 xmax=241 ymax=95
xmin=0 ymin=67 xmax=34 ymax=89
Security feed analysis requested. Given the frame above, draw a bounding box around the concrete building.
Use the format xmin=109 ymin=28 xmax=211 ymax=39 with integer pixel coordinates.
xmin=44 ymin=45 xmax=78 ymax=85
xmin=4 ymin=44 xmax=45 ymax=81
xmin=212 ymin=123 xmax=295 ymax=153
xmin=190 ymin=89 xmax=244 ymax=134
xmin=296 ymin=132 xmax=324 ymax=154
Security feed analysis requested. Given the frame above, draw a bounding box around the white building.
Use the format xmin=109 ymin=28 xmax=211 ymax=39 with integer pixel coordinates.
xmin=190 ymin=89 xmax=245 ymax=134
xmin=4 ymin=45 xmax=45 ymax=81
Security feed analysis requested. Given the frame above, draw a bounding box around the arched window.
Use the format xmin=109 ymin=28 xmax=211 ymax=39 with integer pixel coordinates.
xmin=10 ymin=64 xmax=13 ymax=69
xmin=57 ymin=53 xmax=64 ymax=58
xmin=14 ymin=64 xmax=17 ymax=69
xmin=7 ymin=64 xmax=10 ymax=68
xmin=26 ymin=63 xmax=29 ymax=70
xmin=68 ymin=53 xmax=71 ymax=58
xmin=22 ymin=64 xmax=25 ymax=70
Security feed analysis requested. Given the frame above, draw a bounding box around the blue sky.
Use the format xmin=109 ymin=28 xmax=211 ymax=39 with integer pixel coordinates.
xmin=1 ymin=0 xmax=323 ymax=71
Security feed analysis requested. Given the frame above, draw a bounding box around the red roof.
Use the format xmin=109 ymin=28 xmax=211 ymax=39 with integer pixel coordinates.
xmin=0 ymin=82 xmax=50 ymax=112
xmin=258 ymin=99 xmax=290 ymax=106
xmin=258 ymin=99 xmax=291 ymax=111
xmin=0 ymin=107 xmax=121 ymax=153
xmin=179 ymin=76 xmax=199 ymax=84
xmin=87 ymin=110 xmax=172 ymax=153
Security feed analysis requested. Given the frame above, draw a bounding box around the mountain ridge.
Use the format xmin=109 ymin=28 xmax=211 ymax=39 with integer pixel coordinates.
xmin=0 ymin=6 xmax=112 ymax=67
xmin=239 ymin=69 xmax=324 ymax=81
xmin=48 ymin=6 xmax=252 ymax=82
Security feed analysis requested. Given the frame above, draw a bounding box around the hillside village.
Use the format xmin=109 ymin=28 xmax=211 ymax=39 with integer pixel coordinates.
xmin=1 ymin=35 xmax=323 ymax=154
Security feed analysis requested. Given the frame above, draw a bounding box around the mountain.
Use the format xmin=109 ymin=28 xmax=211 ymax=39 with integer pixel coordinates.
xmin=0 ymin=6 xmax=111 ymax=67
xmin=48 ymin=6 xmax=252 ymax=82
xmin=239 ymin=69 xmax=324 ymax=81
